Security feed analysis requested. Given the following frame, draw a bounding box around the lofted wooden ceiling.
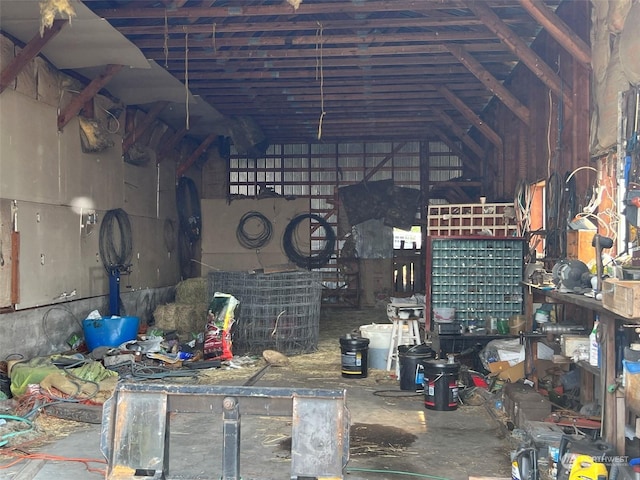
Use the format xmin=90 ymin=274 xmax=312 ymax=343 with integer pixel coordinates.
xmin=83 ymin=0 xmax=578 ymax=145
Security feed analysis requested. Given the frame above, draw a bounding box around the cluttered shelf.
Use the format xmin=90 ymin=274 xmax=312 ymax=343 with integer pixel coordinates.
xmin=522 ymin=282 xmax=613 ymax=320
xmin=523 ymin=282 xmax=630 ymax=455
xmin=575 ymin=360 xmax=600 ymax=377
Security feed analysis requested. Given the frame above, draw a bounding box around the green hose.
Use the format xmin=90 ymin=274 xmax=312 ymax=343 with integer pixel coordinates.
xmin=0 ymin=414 xmax=34 ymax=447
xmin=345 ymin=467 xmax=452 ymax=479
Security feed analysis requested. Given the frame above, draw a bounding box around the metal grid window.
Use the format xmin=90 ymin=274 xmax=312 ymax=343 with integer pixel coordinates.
xmin=229 ymin=141 xmax=457 ymax=297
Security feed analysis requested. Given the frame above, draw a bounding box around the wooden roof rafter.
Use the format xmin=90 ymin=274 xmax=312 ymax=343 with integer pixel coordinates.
xmin=80 ymin=0 xmax=567 ymax=144
xmin=0 ymin=19 xmax=67 ymax=95
xmin=57 ymin=64 xmax=123 ymax=131
xmin=465 ymin=0 xmax=573 ymax=110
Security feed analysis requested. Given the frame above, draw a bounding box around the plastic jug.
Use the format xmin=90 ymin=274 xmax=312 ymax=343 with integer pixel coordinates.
xmin=568 ymin=454 xmax=608 ymax=480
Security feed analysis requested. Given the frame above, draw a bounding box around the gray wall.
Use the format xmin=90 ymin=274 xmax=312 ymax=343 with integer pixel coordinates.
xmin=0 ymin=287 xmax=175 ymax=359
xmin=0 ymin=33 xmax=187 ymax=358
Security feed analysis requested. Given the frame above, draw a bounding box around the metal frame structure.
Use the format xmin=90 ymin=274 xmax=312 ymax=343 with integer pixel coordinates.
xmin=101 ymin=382 xmax=350 ymax=480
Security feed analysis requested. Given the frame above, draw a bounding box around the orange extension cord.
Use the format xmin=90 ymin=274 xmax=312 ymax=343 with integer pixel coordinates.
xmin=0 ymin=447 xmax=106 ymax=475
xmin=1 ymin=389 xmax=107 ymax=476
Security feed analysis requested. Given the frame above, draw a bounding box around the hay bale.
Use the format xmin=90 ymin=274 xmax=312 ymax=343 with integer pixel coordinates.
xmin=176 ymin=278 xmax=208 ymax=304
xmin=154 ymin=303 xmax=207 ymax=335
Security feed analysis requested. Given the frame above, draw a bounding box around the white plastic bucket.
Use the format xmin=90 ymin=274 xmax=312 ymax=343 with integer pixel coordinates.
xmin=359 ymin=324 xmax=392 ymax=370
xmin=359 ymin=323 xmax=412 ymax=370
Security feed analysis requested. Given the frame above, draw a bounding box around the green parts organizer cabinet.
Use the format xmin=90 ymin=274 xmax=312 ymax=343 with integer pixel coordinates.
xmin=426 ymin=236 xmax=525 ymax=331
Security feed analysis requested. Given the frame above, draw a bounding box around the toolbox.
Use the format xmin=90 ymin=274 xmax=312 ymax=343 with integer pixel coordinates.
xmin=435 ymin=322 xmax=462 ymax=335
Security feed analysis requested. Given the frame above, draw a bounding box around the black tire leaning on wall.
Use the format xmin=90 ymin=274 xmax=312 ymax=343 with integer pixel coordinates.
xmin=282 ymin=213 xmax=335 ymax=270
xmin=176 ymin=176 xmax=202 ymax=243
xmin=99 ymin=208 xmax=133 ymax=270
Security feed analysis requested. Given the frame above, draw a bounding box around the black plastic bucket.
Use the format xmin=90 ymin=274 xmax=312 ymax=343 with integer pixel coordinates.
xmin=398 ymin=344 xmax=434 ymax=391
xmin=340 ymin=336 xmax=369 ymax=378
xmin=423 ymin=359 xmax=460 ymax=411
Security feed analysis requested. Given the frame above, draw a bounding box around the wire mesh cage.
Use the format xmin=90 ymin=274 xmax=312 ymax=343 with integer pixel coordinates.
xmin=207 ymin=270 xmax=322 ymax=355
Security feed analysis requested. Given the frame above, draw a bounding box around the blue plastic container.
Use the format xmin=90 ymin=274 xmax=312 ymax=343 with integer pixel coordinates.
xmin=82 ymin=316 xmax=139 ymax=351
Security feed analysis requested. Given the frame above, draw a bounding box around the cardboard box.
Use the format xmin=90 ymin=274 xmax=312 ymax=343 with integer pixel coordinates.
xmin=488 ymin=360 xmax=525 ymax=382
xmin=602 ymin=278 xmax=640 ymax=319
xmin=561 ymin=335 xmax=590 ymax=357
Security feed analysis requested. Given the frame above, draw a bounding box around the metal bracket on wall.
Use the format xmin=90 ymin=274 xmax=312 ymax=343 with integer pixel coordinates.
xmin=100 ymin=383 xmax=350 ymax=480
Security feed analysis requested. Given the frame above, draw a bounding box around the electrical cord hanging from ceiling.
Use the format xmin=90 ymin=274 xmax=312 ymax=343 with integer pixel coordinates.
xmin=236 ymin=211 xmax=273 ymax=249
xmin=99 ymin=208 xmax=133 ymax=271
xmin=176 ymin=176 xmax=201 ymax=244
xmin=562 ymin=171 xmax=577 ymax=229
xmin=283 ymin=213 xmax=335 ymax=269
xmin=545 ymin=172 xmax=563 ymax=260
xmin=514 ymin=179 xmax=544 ymax=262
xmin=184 ymin=27 xmax=190 ymax=130
xmin=315 ymin=21 xmax=325 ymax=140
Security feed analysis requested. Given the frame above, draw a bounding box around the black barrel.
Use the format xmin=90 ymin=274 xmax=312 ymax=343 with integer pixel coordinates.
xmin=340 ymin=336 xmax=369 ymax=378
xmin=398 ymin=344 xmax=435 ymax=391
xmin=423 ymin=359 xmax=460 ymax=411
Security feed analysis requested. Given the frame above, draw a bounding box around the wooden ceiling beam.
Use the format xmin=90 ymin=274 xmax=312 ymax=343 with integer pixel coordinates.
xmin=221 ymin=105 xmax=460 ymax=118
xmin=465 ymin=0 xmax=573 ymax=110
xmin=144 ymin=41 xmax=510 ymax=61
xmin=57 ymin=64 xmax=123 ymax=131
xmin=215 ymin=96 xmax=480 ymax=107
xmin=254 ymin=90 xmax=490 ymax=103
xmin=445 ymin=44 xmax=530 ymax=126
xmin=173 ymin=65 xmax=496 ymax=81
xmin=115 ymin=14 xmax=534 ymax=35
xmin=176 ymin=132 xmax=217 ymax=177
xmin=135 ymin=30 xmax=501 ymax=49
xmin=195 ymin=82 xmax=488 ymax=96
xmin=94 ymin=2 xmax=528 ymax=19
xmin=122 ymin=101 xmax=169 ymax=153
xmin=434 ymin=108 xmax=485 ymax=160
xmin=0 ymin=19 xmax=67 ymax=94
xmin=437 ymin=85 xmax=503 ymax=151
xmin=200 ymin=93 xmax=488 ymax=107
xmin=167 ymin=52 xmax=516 ymax=71
xmin=213 ymin=104 xmax=483 ymax=116
xmin=316 ymin=117 xmax=435 ymax=127
xmin=518 ymin=0 xmax=591 ymax=69
xmin=226 ymin=101 xmax=481 ymax=112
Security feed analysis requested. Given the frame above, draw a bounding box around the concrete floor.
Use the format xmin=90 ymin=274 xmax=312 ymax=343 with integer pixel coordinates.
xmin=1 ymin=308 xmax=513 ymax=480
